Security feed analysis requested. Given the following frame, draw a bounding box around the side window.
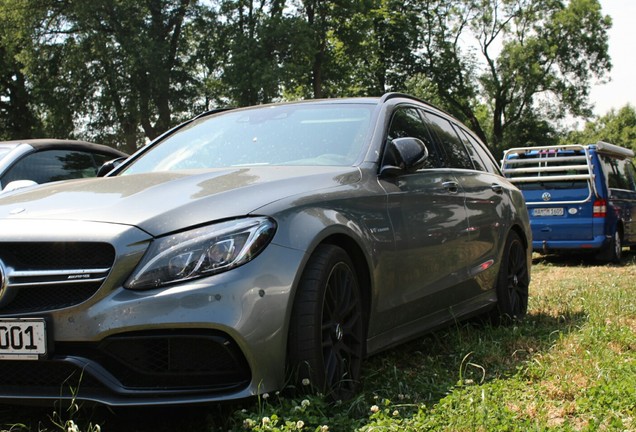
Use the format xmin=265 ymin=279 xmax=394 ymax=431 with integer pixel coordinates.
xmin=457 ymin=128 xmax=502 ymax=175
xmin=422 ymin=112 xmax=474 ymax=170
xmin=455 ymin=127 xmax=486 ymax=171
xmin=92 ymin=153 xmax=115 ymax=168
xmin=601 ymin=155 xmax=631 ymax=190
xmin=385 ymin=107 xmax=441 ymax=169
xmin=625 ymin=161 xmax=636 ymax=191
xmin=2 ymin=150 xmax=98 ymax=186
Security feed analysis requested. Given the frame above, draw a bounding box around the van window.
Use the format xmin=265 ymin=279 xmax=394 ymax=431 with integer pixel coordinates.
xmin=600 ymin=155 xmax=636 ymax=191
xmin=625 ymin=162 xmax=636 ymax=191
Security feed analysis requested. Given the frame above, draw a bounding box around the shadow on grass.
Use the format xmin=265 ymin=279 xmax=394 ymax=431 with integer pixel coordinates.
xmin=360 ymin=310 xmax=587 ymax=408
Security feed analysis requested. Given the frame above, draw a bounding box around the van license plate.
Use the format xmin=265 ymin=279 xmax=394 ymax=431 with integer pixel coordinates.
xmin=0 ymin=319 xmax=47 ymax=360
xmin=533 ymin=208 xmax=564 ymax=216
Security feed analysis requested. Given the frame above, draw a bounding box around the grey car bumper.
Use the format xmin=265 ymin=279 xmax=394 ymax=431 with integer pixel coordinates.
xmin=0 ymin=219 xmax=304 ymax=406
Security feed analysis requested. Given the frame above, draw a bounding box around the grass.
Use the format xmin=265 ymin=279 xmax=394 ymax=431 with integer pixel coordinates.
xmin=1 ymin=253 xmax=635 ymax=431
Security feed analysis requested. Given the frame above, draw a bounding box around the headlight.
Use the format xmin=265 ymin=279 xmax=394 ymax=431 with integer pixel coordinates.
xmin=125 ymin=217 xmax=276 ymax=290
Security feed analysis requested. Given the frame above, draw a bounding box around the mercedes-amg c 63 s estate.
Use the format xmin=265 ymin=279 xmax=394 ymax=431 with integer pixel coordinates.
xmin=0 ymin=93 xmax=531 ymax=406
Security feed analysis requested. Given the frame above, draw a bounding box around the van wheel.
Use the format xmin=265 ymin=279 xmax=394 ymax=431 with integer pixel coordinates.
xmin=598 ymin=228 xmax=623 ymax=263
xmin=607 ymin=229 xmax=623 ymax=263
xmin=288 ymin=245 xmax=364 ymax=400
xmin=493 ymin=231 xmax=529 ymax=323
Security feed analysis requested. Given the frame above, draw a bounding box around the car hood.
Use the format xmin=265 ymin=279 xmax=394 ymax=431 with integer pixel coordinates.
xmin=0 ymin=166 xmax=361 ymax=236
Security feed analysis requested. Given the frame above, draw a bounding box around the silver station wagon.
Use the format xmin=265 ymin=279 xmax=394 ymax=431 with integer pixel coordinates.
xmin=0 ymin=94 xmax=531 ymax=406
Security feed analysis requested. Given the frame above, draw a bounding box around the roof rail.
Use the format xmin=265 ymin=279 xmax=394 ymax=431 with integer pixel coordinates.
xmin=379 ymin=92 xmax=454 ymax=118
xmin=194 ymin=107 xmax=235 ymax=119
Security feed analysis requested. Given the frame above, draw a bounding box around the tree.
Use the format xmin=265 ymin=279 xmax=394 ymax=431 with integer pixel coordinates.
xmin=2 ymin=0 xmax=208 ymax=152
xmin=0 ymin=46 xmax=39 ymax=140
xmin=216 ymin=0 xmax=308 ymax=106
xmin=0 ymin=1 xmax=57 ymax=140
xmin=410 ymin=0 xmax=611 ymax=157
xmin=0 ymin=0 xmax=613 ymax=152
xmin=565 ymin=105 xmax=636 ymax=151
xmin=346 ymin=0 xmax=421 ymax=95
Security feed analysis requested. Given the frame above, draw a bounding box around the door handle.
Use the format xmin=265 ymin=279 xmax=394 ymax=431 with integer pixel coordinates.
xmin=442 ymin=180 xmax=459 ymax=193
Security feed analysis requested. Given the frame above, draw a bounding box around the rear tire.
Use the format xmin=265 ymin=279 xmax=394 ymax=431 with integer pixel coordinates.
xmin=287 ymin=245 xmax=365 ymax=400
xmin=608 ymin=229 xmax=622 ymax=263
xmin=493 ymin=231 xmax=529 ymax=323
xmin=597 ymin=228 xmax=623 ymax=263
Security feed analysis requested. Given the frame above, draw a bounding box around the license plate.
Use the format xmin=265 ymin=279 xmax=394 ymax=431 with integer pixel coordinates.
xmin=0 ymin=319 xmax=47 ymax=360
xmin=533 ymin=207 xmax=564 ymax=217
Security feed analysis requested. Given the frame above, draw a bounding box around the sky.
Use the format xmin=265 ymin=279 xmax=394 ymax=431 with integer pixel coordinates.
xmin=589 ymin=0 xmax=636 ymax=116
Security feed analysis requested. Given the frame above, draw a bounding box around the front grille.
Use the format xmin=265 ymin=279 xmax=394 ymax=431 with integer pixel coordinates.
xmin=2 ymin=242 xmax=114 ymax=270
xmin=1 ymin=282 xmax=103 ymax=314
xmin=0 ymin=242 xmax=115 ymax=314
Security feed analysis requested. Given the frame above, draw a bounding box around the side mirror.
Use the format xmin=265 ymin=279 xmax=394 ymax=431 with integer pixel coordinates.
xmin=2 ymin=179 xmax=39 ymax=193
xmin=380 ymin=137 xmax=429 ymax=176
xmin=97 ymin=157 xmax=127 ymax=177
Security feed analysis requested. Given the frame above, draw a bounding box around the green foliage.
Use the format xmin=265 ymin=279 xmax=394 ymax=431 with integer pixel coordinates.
xmin=0 ymin=0 xmax=618 ymax=153
xmin=477 ymin=0 xmax=610 ymax=153
xmin=0 ymin=0 xmax=44 ymax=139
xmin=565 ymin=104 xmax=636 ymax=151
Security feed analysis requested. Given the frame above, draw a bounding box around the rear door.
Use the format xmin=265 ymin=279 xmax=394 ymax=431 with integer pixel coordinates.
xmin=424 ymin=112 xmax=506 ymax=265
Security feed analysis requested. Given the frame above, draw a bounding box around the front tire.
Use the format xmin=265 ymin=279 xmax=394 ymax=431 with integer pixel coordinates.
xmin=288 ymin=245 xmax=365 ymax=400
xmin=494 ymin=231 xmax=529 ymax=322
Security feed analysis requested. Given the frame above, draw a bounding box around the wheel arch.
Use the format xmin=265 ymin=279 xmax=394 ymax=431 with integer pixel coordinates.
xmin=282 ymin=231 xmax=373 ymax=395
xmin=615 ymin=219 xmax=624 ymax=238
xmin=281 ymin=227 xmax=374 ymax=369
xmin=320 ymin=233 xmax=372 ymax=341
xmin=272 ymin=206 xmax=376 ymax=330
xmin=510 ymin=223 xmax=530 ymax=251
xmin=502 ymin=222 xmax=532 ymax=286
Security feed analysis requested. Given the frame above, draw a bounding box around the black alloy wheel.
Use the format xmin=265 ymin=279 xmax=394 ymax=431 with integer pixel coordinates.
xmin=288 ymin=244 xmax=365 ymax=400
xmin=494 ymin=231 xmax=529 ymax=322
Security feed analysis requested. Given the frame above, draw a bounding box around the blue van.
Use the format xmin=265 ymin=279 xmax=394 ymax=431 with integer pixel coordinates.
xmin=502 ymin=142 xmax=636 ymax=262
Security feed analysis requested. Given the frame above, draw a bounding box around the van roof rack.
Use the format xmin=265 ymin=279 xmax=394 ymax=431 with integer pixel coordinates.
xmin=502 ymin=142 xmax=634 ymax=184
xmin=501 ymin=144 xmax=593 ymax=184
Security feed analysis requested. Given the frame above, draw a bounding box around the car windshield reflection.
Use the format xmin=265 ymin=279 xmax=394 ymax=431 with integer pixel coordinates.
xmin=122 ymin=104 xmax=373 ymax=174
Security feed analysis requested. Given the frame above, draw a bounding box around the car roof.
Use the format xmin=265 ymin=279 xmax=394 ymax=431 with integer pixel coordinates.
xmin=193 ymin=93 xmax=450 ymax=123
xmin=0 ymin=139 xmax=127 ymax=156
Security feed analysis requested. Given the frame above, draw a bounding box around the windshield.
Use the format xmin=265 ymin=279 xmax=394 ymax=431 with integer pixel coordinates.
xmin=122 ymin=103 xmax=373 ymax=174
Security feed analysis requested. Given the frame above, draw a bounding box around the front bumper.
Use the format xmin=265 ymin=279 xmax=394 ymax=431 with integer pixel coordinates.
xmin=0 ymin=219 xmax=304 ymax=406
